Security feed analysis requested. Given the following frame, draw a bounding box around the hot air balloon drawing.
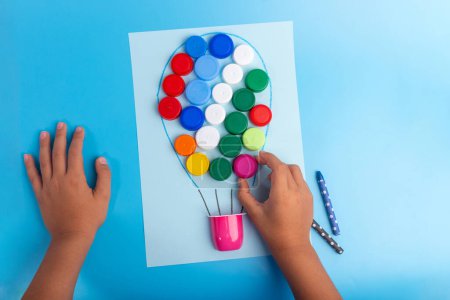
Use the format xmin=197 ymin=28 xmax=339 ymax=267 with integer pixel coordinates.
xmin=156 ymin=32 xmax=272 ymax=251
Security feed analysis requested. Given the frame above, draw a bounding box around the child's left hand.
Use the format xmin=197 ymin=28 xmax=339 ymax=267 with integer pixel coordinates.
xmin=22 ymin=122 xmax=111 ymax=300
xmin=23 ymin=122 xmax=111 ymax=242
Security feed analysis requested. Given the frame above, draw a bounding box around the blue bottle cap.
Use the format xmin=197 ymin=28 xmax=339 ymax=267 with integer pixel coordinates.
xmin=185 ymin=36 xmax=207 ymax=58
xmin=180 ymin=106 xmax=205 ymax=131
xmin=209 ymin=33 xmax=234 ymax=59
xmin=185 ymin=79 xmax=211 ymax=106
xmin=194 ymin=55 xmax=220 ymax=81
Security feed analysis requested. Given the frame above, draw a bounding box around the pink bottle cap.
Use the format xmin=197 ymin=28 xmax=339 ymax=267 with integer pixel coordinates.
xmin=209 ymin=214 xmax=245 ymax=251
xmin=233 ymin=154 xmax=258 ymax=178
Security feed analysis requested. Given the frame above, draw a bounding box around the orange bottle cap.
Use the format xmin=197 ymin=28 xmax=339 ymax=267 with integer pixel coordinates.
xmin=174 ymin=134 xmax=197 ymax=156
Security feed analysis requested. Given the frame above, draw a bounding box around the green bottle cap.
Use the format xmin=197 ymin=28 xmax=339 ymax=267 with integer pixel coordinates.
xmin=218 ymin=134 xmax=243 ymax=158
xmin=232 ymin=88 xmax=256 ymax=112
xmin=224 ymin=111 xmax=248 ymax=135
xmin=245 ymin=69 xmax=269 ymax=93
xmin=242 ymin=128 xmax=265 ymax=151
xmin=209 ymin=157 xmax=232 ymax=181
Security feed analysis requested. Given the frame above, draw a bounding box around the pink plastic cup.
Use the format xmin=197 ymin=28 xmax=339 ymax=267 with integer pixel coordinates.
xmin=209 ymin=213 xmax=245 ymax=251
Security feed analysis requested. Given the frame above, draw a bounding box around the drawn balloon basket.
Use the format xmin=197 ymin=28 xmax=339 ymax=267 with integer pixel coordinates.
xmin=156 ymin=32 xmax=272 ymax=251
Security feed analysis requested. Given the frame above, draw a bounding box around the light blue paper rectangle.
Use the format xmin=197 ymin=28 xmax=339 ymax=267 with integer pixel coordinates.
xmin=129 ymin=21 xmax=304 ymax=267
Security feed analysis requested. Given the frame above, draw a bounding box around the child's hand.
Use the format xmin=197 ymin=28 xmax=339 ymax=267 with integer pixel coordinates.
xmin=238 ymin=151 xmax=313 ymax=254
xmin=238 ymin=151 xmax=341 ymax=299
xmin=23 ymin=122 xmax=111 ymax=242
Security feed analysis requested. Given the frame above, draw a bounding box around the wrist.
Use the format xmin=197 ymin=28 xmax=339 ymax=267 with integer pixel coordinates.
xmin=51 ymin=230 xmax=96 ymax=246
xmin=269 ymin=240 xmax=315 ymax=259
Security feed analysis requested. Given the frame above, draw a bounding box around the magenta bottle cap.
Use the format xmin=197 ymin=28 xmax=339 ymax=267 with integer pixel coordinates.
xmin=209 ymin=214 xmax=245 ymax=251
xmin=232 ymin=154 xmax=258 ymax=178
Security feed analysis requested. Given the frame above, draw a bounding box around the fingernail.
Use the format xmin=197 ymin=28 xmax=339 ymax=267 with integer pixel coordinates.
xmin=40 ymin=131 xmax=48 ymax=139
xmin=76 ymin=126 xmax=83 ymax=133
xmin=24 ymin=154 xmax=30 ymax=162
xmin=57 ymin=122 xmax=64 ymax=130
xmin=98 ymin=157 xmax=107 ymax=165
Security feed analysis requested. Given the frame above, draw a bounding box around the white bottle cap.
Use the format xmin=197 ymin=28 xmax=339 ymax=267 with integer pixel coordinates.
xmin=233 ymin=44 xmax=254 ymax=66
xmin=195 ymin=126 xmax=220 ymax=150
xmin=222 ymin=63 xmax=243 ymax=84
xmin=212 ymin=83 xmax=233 ymax=104
xmin=205 ymin=104 xmax=226 ymax=125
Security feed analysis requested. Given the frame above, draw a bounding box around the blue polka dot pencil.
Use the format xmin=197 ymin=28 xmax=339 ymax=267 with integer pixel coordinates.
xmin=316 ymin=171 xmax=340 ymax=236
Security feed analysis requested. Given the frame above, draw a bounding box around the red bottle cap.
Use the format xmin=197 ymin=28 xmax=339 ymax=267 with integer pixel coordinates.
xmin=162 ymin=74 xmax=185 ymax=97
xmin=171 ymin=53 xmax=194 ymax=76
xmin=158 ymin=97 xmax=182 ymax=120
xmin=249 ymin=104 xmax=272 ymax=126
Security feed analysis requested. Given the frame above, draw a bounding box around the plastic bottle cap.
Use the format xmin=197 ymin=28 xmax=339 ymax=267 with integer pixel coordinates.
xmin=185 ymin=36 xmax=207 ymax=58
xmin=209 ymin=33 xmax=234 ymax=59
xmin=218 ymin=134 xmax=242 ymax=158
xmin=185 ymin=79 xmax=211 ymax=106
xmin=232 ymin=88 xmax=255 ymax=112
xmin=158 ymin=97 xmax=182 ymax=120
xmin=212 ymin=83 xmax=233 ymax=104
xmin=245 ymin=69 xmax=269 ymax=93
xmin=242 ymin=128 xmax=265 ymax=151
xmin=195 ymin=126 xmax=220 ymax=150
xmin=186 ymin=153 xmax=210 ymax=176
xmin=205 ymin=104 xmax=226 ymax=125
xmin=174 ymin=134 xmax=196 ymax=156
xmin=222 ymin=63 xmax=243 ymax=84
xmin=233 ymin=44 xmax=254 ymax=66
xmin=171 ymin=53 xmax=194 ymax=76
xmin=249 ymin=104 xmax=272 ymax=126
xmin=209 ymin=157 xmax=232 ymax=181
xmin=224 ymin=111 xmax=248 ymax=135
xmin=233 ymin=154 xmax=258 ymax=178
xmin=194 ymin=55 xmax=220 ymax=81
xmin=162 ymin=74 xmax=185 ymax=97
xmin=180 ymin=106 xmax=204 ymax=131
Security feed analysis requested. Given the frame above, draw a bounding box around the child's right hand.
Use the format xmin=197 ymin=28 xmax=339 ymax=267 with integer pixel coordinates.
xmin=239 ymin=151 xmax=342 ymax=299
xmin=238 ymin=151 xmax=313 ymax=255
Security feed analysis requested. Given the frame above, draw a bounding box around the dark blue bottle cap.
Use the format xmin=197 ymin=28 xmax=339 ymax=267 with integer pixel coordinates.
xmin=208 ymin=33 xmax=234 ymax=59
xmin=194 ymin=55 xmax=220 ymax=81
xmin=180 ymin=106 xmax=205 ymax=131
xmin=185 ymin=36 xmax=207 ymax=59
xmin=185 ymin=79 xmax=211 ymax=106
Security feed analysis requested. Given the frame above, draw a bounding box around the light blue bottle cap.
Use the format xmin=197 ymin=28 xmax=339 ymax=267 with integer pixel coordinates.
xmin=194 ymin=55 xmax=220 ymax=81
xmin=185 ymin=79 xmax=211 ymax=106
xmin=185 ymin=36 xmax=207 ymax=58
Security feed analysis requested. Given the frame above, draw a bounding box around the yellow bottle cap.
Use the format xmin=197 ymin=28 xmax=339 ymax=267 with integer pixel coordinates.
xmin=186 ymin=153 xmax=210 ymax=176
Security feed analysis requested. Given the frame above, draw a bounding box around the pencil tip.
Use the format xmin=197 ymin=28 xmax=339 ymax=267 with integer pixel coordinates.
xmin=316 ymin=171 xmax=323 ymax=181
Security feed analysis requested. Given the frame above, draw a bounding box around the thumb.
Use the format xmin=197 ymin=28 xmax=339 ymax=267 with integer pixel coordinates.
xmin=237 ymin=179 xmax=262 ymax=218
xmin=94 ymin=157 xmax=111 ymax=200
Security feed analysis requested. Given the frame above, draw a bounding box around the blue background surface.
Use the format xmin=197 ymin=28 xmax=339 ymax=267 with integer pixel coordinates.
xmin=1 ymin=0 xmax=449 ymax=299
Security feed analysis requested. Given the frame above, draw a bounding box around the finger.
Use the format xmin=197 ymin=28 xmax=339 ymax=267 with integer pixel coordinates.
xmin=257 ymin=151 xmax=284 ymax=170
xmin=237 ymin=178 xmax=262 ymax=218
xmin=257 ymin=151 xmax=292 ymax=188
xmin=93 ymin=157 xmax=111 ymax=201
xmin=39 ymin=131 xmax=52 ymax=180
xmin=24 ymin=154 xmax=42 ymax=196
xmin=68 ymin=127 xmax=85 ymax=174
xmin=52 ymin=122 xmax=67 ymax=175
xmin=288 ymin=164 xmax=304 ymax=186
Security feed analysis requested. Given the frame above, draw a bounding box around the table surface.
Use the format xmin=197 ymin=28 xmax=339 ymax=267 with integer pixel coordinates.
xmin=1 ymin=1 xmax=450 ymax=299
